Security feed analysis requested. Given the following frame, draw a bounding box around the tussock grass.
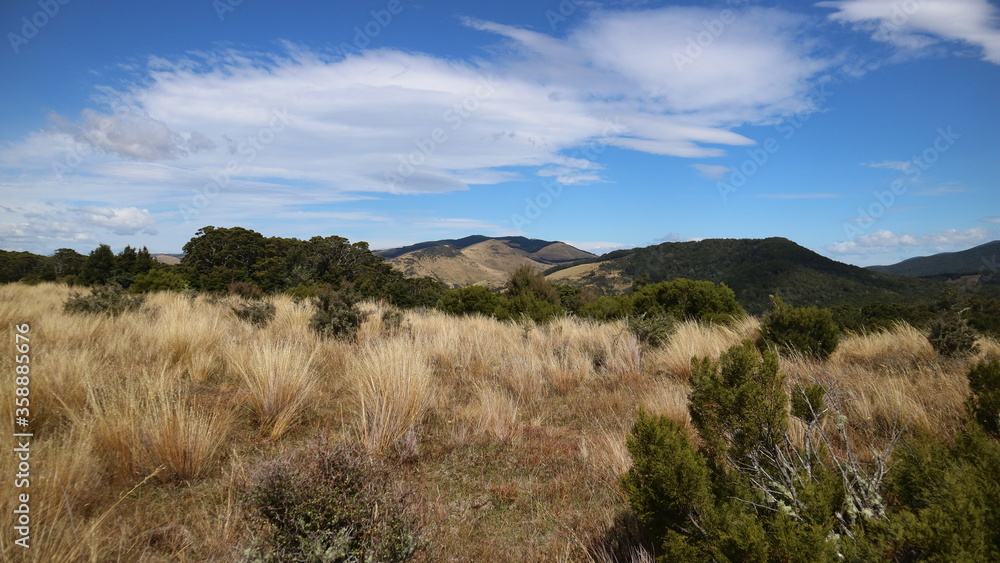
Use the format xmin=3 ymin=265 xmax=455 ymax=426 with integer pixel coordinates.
xmin=228 ymin=342 xmax=317 ymax=440
xmin=647 ymin=316 xmax=760 ymax=379
xmin=0 ymin=283 xmax=990 ymax=560
xmin=352 ymin=339 xmax=433 ymax=453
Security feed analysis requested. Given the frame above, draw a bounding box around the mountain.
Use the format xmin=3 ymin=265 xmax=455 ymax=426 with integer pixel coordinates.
xmin=545 ymin=237 xmax=945 ymax=314
xmin=376 ymin=236 xmax=595 ymax=288
xmin=867 ymin=240 xmax=1000 ymax=281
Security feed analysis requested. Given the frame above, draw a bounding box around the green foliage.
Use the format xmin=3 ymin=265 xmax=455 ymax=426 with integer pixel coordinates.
xmin=620 ymin=411 xmax=713 ymax=550
xmin=245 ymin=441 xmax=419 ymax=562
xmin=688 ymin=342 xmax=788 ymax=466
xmin=928 ymin=307 xmax=980 ymax=357
xmin=437 ymin=285 xmax=505 ymax=317
xmin=791 ymin=384 xmax=827 ymax=423
xmin=309 ymin=286 xmax=367 ymax=341
xmin=78 ymin=243 xmax=116 ymax=286
xmin=500 ymin=266 xmax=564 ymax=323
xmin=130 ymin=267 xmax=187 ymax=293
xmin=967 ymin=360 xmax=1000 ymax=436
xmin=760 ymin=296 xmax=840 ymax=359
xmin=886 ymin=425 xmax=1000 ymax=561
xmin=232 ymin=300 xmax=277 ymax=327
xmin=626 ymin=314 xmax=677 ymax=348
xmin=630 ymin=278 xmax=745 ymax=324
xmin=579 ymin=295 xmax=633 ymax=321
xmin=64 ymin=284 xmax=145 ymax=316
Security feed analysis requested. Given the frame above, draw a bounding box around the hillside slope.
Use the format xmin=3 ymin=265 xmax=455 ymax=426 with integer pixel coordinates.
xmin=546 ymin=237 xmax=945 ymax=314
xmin=868 ymin=240 xmax=1000 ymax=280
xmin=379 ymin=236 xmax=595 ymax=288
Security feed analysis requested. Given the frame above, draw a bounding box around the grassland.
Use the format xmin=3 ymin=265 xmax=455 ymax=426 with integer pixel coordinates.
xmin=1 ymin=283 xmax=997 ymax=561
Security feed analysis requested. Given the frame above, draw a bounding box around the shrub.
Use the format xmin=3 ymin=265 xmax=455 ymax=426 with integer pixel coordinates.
xmin=626 ymin=313 xmax=677 ymax=348
xmin=966 ymin=359 xmax=1000 ymax=436
xmin=63 ymin=284 xmax=145 ymax=316
xmin=630 ymin=279 xmax=745 ymax=325
xmin=580 ymin=295 xmax=633 ymax=321
xmin=437 ymin=285 xmax=505 ymax=317
xmin=310 ymin=286 xmax=367 ymax=340
xmin=232 ymin=300 xmax=277 ymax=327
xmin=130 ymin=268 xmax=187 ymax=293
xmin=928 ymin=307 xmax=980 ymax=357
xmin=620 ymin=410 xmax=713 ymax=551
xmin=228 ymin=280 xmax=263 ymax=300
xmin=382 ymin=308 xmax=405 ymax=335
xmin=245 ymin=441 xmax=420 ymax=561
xmin=759 ymin=296 xmax=840 ymax=360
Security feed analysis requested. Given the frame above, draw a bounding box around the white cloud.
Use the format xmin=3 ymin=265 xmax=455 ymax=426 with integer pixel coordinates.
xmin=983 ymin=216 xmax=1000 ymax=224
xmin=827 ymin=227 xmax=991 ymax=254
xmin=565 ymin=241 xmax=633 ymax=254
xmin=0 ymin=6 xmax=836 ymax=250
xmin=819 ymin=0 xmax=1000 ymax=64
xmin=865 ymin=160 xmax=914 ymax=171
xmin=692 ymin=164 xmax=730 ymax=180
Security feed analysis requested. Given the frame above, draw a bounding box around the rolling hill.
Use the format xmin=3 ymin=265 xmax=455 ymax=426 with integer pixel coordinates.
xmin=545 ymin=237 xmax=946 ymax=314
xmin=376 ymin=236 xmax=595 ymax=288
xmin=867 ymin=240 xmax=1000 ymax=281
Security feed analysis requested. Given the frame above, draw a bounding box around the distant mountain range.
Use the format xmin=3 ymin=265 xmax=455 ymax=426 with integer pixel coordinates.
xmin=867 ymin=240 xmax=1000 ymax=281
xmin=374 ymin=235 xmax=595 ymax=288
xmin=544 ymin=237 xmax=946 ymax=314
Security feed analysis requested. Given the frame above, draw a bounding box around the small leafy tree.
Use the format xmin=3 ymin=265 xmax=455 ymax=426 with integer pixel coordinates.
xmin=627 ymin=313 xmax=677 ymax=348
xmin=130 ymin=268 xmax=187 ymax=293
xmin=759 ymin=296 xmax=840 ymax=360
xmin=631 ymin=279 xmax=745 ymax=325
xmin=928 ymin=306 xmax=980 ymax=357
xmin=310 ymin=286 xmax=367 ymax=341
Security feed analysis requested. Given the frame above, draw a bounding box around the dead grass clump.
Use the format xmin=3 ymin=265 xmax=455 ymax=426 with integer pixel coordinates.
xmin=228 ymin=342 xmax=318 ymax=440
xmin=647 ymin=317 xmax=760 ymax=380
xmin=832 ymin=322 xmax=935 ymax=369
xmin=352 ymin=339 xmax=433 ymax=453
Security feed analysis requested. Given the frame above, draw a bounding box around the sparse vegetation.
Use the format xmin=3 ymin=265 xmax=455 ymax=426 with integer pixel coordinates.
xmin=928 ymin=305 xmax=981 ymax=357
xmin=63 ymin=283 xmax=146 ymax=316
xmin=2 ymin=282 xmax=998 ymax=561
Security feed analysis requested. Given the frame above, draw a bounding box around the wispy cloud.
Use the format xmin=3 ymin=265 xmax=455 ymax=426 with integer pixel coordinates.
xmin=827 ymin=226 xmax=991 ymax=254
xmin=982 ymin=216 xmax=1000 ymax=224
xmin=864 ymin=160 xmax=914 ymax=171
xmin=692 ymin=164 xmax=730 ymax=180
xmin=819 ymin=0 xmax=1000 ymax=64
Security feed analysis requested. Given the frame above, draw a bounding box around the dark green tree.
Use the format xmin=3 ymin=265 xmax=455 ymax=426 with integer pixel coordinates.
xmin=631 ymin=279 xmax=744 ymax=324
xmin=759 ymin=296 xmax=840 ymax=359
xmin=79 ymin=244 xmax=116 ymax=286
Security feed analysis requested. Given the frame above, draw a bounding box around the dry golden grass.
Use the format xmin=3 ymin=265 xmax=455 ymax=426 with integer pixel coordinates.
xmin=228 ymin=342 xmax=317 ymax=440
xmin=0 ymin=283 xmax=990 ymax=561
xmin=352 ymin=338 xmax=433 ymax=453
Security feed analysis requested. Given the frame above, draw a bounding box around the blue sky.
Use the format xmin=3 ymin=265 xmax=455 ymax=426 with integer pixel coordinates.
xmin=0 ymin=0 xmax=997 ymax=266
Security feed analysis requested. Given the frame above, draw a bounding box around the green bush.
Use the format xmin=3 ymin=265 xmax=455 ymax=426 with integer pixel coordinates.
xmin=579 ymin=295 xmax=633 ymax=321
xmin=437 ymin=285 xmax=505 ymax=317
xmin=310 ymin=287 xmax=367 ymax=341
xmin=64 ymin=284 xmax=145 ymax=316
xmin=759 ymin=296 xmax=840 ymax=360
xmin=620 ymin=410 xmax=713 ymax=551
xmin=382 ymin=308 xmax=405 ymax=336
xmin=232 ymin=300 xmax=277 ymax=327
xmin=245 ymin=441 xmax=420 ymax=562
xmin=631 ymin=279 xmax=744 ymax=324
xmin=967 ymin=359 xmax=1000 ymax=436
xmin=928 ymin=307 xmax=980 ymax=357
xmin=130 ymin=268 xmax=187 ymax=293
xmin=626 ymin=313 xmax=677 ymax=348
